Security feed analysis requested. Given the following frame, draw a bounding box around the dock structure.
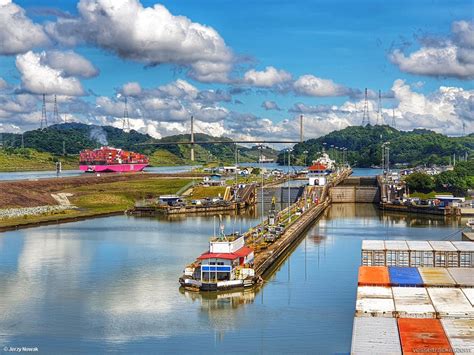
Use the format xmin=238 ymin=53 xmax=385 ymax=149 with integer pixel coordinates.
xmin=179 ymin=168 xmax=352 ymax=292
xmin=352 ymin=240 xmax=474 ymax=354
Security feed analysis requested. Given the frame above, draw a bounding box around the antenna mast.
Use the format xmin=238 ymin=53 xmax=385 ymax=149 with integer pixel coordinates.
xmin=361 ymin=88 xmax=370 ymax=126
xmin=40 ymin=94 xmax=48 ymax=129
xmin=391 ymin=107 xmax=396 ymax=129
xmin=123 ymin=96 xmax=130 ymax=132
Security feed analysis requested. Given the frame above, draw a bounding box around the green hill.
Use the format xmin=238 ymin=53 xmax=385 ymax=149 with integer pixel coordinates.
xmin=283 ymin=125 xmax=473 ymax=167
xmin=0 ymin=123 xmax=277 ymax=170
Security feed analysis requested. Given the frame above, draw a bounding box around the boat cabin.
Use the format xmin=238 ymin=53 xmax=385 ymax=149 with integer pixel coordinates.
xmin=197 ymin=236 xmax=254 ymax=282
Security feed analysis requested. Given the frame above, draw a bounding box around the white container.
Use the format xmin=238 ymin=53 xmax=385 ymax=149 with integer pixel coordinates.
xmin=385 ymin=240 xmax=409 ymax=267
xmin=418 ymin=267 xmax=457 ymax=287
xmin=356 ymin=286 xmax=395 ymax=318
xmin=361 ymin=240 xmax=385 ymax=266
xmin=441 ymin=319 xmax=474 ymax=354
xmin=462 ymin=288 xmax=474 ymax=306
xmin=351 ymin=317 xmax=402 ymax=355
xmin=452 ymin=241 xmax=474 ymax=268
xmin=362 ymin=240 xmax=385 ymax=266
xmin=427 ymin=288 xmax=474 ymax=318
xmin=448 ymin=268 xmax=474 ymax=287
xmin=429 ymin=241 xmax=459 ymax=267
xmin=392 ymin=287 xmax=436 ymax=318
xmin=407 ymin=241 xmax=434 ymax=267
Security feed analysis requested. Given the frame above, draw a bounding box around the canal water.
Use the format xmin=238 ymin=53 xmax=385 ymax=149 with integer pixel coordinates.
xmin=0 ymin=166 xmax=198 ymax=181
xmin=0 ymin=204 xmax=463 ymax=354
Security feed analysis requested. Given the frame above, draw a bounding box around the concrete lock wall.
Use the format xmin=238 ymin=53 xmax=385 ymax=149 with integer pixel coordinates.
xmin=330 ymin=186 xmax=380 ymax=203
xmin=257 ymin=186 xmax=304 ymax=204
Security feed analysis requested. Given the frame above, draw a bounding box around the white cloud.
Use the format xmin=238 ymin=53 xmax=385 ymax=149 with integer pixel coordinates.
xmin=15 ymin=51 xmax=85 ymax=96
xmin=46 ymin=0 xmax=234 ymax=83
xmin=0 ymin=0 xmax=49 ymax=55
xmin=158 ymin=79 xmax=198 ymax=99
xmin=122 ymin=82 xmax=142 ymax=96
xmin=43 ymin=50 xmax=99 ymax=78
xmin=243 ymin=66 xmax=292 ymax=87
xmin=0 ymin=77 xmax=7 ymax=90
xmin=293 ymin=74 xmax=350 ymax=97
xmin=261 ymin=100 xmax=281 ymax=111
xmin=390 ymin=20 xmax=474 ymax=79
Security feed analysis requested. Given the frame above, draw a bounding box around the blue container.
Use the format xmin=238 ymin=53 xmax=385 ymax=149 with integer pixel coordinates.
xmin=388 ymin=267 xmax=423 ymax=287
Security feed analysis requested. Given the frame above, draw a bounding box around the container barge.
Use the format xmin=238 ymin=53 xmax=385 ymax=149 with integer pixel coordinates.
xmin=361 ymin=240 xmax=474 ymax=268
xmin=352 ymin=240 xmax=474 ymax=354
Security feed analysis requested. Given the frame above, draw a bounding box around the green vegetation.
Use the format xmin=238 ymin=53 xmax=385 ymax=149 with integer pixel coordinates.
xmin=68 ymin=178 xmax=193 ymax=212
xmin=0 ymin=177 xmax=192 ymax=229
xmin=1 ymin=123 xmax=277 ymax=168
xmin=0 ymin=147 xmax=76 ymax=172
xmin=405 ymin=161 xmax=474 ymax=196
xmin=284 ymin=125 xmax=473 ymax=168
xmin=190 ymin=186 xmax=227 ymax=199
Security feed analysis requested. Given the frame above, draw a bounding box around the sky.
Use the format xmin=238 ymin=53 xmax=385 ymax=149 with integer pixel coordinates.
xmin=0 ymin=0 xmax=473 ymax=141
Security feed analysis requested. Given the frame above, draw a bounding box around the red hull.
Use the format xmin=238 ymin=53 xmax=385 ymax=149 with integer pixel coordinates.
xmin=80 ymin=164 xmax=148 ymax=173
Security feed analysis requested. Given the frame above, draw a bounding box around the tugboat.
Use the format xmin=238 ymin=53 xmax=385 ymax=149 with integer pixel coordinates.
xmin=179 ymin=230 xmax=256 ymax=292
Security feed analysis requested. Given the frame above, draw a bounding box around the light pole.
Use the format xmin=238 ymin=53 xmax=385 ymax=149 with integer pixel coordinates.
xmin=287 ymin=148 xmax=292 ymax=222
xmin=303 ymin=150 xmax=308 ymax=167
xmin=259 ymin=146 xmax=264 ymax=223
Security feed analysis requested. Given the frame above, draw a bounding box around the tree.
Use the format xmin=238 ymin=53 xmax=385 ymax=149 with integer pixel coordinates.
xmin=405 ymin=172 xmax=435 ymax=193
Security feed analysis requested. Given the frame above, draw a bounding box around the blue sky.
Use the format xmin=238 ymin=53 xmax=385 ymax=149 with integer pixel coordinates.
xmin=0 ymin=0 xmax=473 ymax=137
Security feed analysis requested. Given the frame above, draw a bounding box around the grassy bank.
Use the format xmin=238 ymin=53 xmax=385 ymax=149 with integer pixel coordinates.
xmin=68 ymin=178 xmax=193 ymax=213
xmin=0 ymin=177 xmax=192 ymax=229
xmin=0 ymin=148 xmax=77 ymax=172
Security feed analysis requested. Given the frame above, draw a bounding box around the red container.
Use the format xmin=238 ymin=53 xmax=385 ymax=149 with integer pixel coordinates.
xmin=358 ymin=266 xmax=390 ymax=286
xmin=397 ymin=318 xmax=452 ymax=355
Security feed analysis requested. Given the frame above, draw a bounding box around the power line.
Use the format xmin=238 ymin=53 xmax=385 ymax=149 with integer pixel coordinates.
xmin=122 ymin=96 xmax=130 ymax=132
xmin=40 ymin=94 xmax=48 ymax=129
xmin=391 ymin=107 xmax=396 ymax=129
xmin=376 ymin=90 xmax=381 ymax=125
xmin=53 ymin=94 xmax=64 ymax=124
xmin=361 ymin=88 xmax=370 ymax=126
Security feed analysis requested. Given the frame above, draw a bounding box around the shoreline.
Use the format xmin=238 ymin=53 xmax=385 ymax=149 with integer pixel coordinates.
xmin=0 ymin=210 xmax=125 ymax=233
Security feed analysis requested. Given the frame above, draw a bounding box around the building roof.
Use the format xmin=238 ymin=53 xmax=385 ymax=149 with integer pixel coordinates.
xmin=198 ymin=246 xmax=253 ymax=260
xmin=308 ymin=163 xmax=327 ymax=171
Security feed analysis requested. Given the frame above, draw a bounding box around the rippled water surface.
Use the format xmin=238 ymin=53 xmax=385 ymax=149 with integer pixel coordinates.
xmin=0 ymin=204 xmax=463 ymax=354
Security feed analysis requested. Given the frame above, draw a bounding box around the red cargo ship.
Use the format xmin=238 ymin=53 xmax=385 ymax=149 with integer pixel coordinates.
xmin=79 ymin=147 xmax=149 ymax=173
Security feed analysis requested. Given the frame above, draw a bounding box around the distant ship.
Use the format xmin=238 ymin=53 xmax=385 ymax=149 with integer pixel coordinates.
xmin=79 ymin=146 xmax=149 ymax=173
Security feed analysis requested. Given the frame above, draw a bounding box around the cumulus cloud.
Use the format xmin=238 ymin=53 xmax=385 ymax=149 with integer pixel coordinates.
xmin=293 ymin=75 xmax=351 ymax=97
xmin=0 ymin=0 xmax=49 ymax=55
xmin=243 ymin=66 xmax=292 ymax=87
xmin=43 ymin=50 xmax=99 ymax=78
xmin=0 ymin=77 xmax=8 ymax=90
xmin=261 ymin=100 xmax=281 ymax=111
xmin=16 ymin=51 xmax=85 ymax=96
xmin=45 ymin=0 xmax=234 ymax=83
xmin=122 ymin=82 xmax=142 ymax=96
xmin=390 ymin=20 xmax=474 ymax=79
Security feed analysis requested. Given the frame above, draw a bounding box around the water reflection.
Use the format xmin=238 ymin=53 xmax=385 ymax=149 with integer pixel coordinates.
xmin=0 ymin=203 xmax=464 ymax=353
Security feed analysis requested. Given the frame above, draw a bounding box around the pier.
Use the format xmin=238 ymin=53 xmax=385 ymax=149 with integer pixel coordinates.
xmin=179 ymin=167 xmax=352 ymax=291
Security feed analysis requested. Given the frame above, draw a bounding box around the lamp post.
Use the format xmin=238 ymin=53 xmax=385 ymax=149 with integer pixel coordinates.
xmin=303 ymin=150 xmax=308 ymax=167
xmin=287 ymin=148 xmax=292 ymax=222
xmin=258 ymin=145 xmax=264 ymax=223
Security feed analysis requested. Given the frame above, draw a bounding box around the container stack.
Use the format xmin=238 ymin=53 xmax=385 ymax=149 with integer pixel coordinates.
xmin=361 ymin=240 xmax=474 ymax=268
xmin=352 ymin=240 xmax=474 ymax=354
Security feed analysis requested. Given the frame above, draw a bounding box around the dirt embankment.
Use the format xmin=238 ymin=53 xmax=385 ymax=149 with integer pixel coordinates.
xmin=0 ymin=172 xmax=206 ymax=208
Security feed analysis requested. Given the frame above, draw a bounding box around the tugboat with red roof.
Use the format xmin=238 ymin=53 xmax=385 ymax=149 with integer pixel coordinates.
xmin=179 ymin=232 xmax=256 ymax=292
